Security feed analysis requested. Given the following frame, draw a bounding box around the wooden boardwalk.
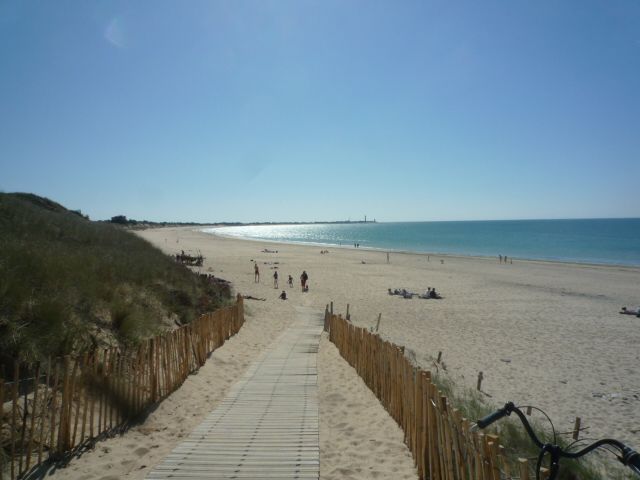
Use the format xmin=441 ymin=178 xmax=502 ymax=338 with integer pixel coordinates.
xmin=147 ymin=306 xmax=324 ymax=479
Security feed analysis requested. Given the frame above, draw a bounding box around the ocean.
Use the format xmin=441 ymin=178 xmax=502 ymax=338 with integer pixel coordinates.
xmin=204 ymin=219 xmax=640 ymax=267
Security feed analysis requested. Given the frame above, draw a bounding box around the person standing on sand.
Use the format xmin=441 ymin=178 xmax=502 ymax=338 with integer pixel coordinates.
xmin=273 ymin=270 xmax=278 ymax=288
xmin=254 ymin=263 xmax=260 ymax=282
xmin=288 ymin=275 xmax=293 ymax=287
xmin=300 ymin=270 xmax=308 ymax=291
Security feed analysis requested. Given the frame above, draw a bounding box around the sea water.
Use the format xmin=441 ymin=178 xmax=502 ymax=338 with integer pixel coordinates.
xmin=205 ymin=219 xmax=640 ymax=266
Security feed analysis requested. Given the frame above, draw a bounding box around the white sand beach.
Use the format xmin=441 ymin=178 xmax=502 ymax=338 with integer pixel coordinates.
xmin=53 ymin=226 xmax=640 ymax=479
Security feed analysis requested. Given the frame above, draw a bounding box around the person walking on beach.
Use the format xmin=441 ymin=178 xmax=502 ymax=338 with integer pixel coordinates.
xmin=300 ymin=270 xmax=308 ymax=291
xmin=273 ymin=270 xmax=279 ymax=289
xmin=254 ymin=263 xmax=260 ymax=282
xmin=288 ymin=275 xmax=293 ymax=287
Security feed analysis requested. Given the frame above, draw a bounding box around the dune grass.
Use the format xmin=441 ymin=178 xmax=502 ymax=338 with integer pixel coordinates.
xmin=0 ymin=193 xmax=231 ymax=377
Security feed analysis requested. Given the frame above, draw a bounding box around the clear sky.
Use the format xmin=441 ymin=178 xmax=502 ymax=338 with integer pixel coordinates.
xmin=1 ymin=1 xmax=639 ymax=223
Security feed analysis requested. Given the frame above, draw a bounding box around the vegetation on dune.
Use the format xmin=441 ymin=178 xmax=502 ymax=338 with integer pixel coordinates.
xmin=0 ymin=192 xmax=231 ymax=376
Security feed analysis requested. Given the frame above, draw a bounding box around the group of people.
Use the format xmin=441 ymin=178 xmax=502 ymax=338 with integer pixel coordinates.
xmin=254 ymin=261 xmax=309 ymax=299
xmin=620 ymin=306 xmax=640 ymax=317
xmin=421 ymin=287 xmax=442 ymax=299
xmin=278 ymin=271 xmax=309 ymax=299
xmin=388 ymin=287 xmax=442 ymax=299
xmin=498 ymin=254 xmax=512 ymax=264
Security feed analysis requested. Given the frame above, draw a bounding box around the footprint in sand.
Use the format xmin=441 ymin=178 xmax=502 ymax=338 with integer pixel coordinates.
xmin=334 ymin=467 xmax=355 ymax=476
xmin=135 ymin=447 xmax=149 ymax=457
xmin=324 ymin=392 xmax=345 ymax=403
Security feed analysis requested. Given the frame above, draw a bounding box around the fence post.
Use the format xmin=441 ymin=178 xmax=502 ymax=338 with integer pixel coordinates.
xmin=48 ymin=360 xmax=59 ymax=458
xmin=58 ymin=355 xmax=71 ymax=454
xmin=149 ymin=338 xmax=157 ymax=403
xmin=324 ymin=305 xmax=329 ymax=332
xmin=68 ymin=357 xmax=80 ymax=449
xmin=499 ymin=445 xmax=511 ymax=479
xmin=573 ymin=417 xmax=581 ymax=440
xmin=0 ymin=379 xmax=4 ymax=480
xmin=25 ymin=363 xmax=41 ymax=471
xmin=11 ymin=362 xmax=19 ymax=478
xmin=519 ymin=458 xmax=530 ymax=480
xmin=79 ymin=353 xmax=89 ymax=446
xmin=19 ymin=370 xmax=29 ymax=476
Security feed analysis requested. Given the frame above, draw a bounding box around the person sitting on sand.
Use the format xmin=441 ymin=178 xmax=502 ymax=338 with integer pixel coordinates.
xmin=430 ymin=288 xmax=442 ymax=299
xmin=279 ymin=290 xmax=287 ymax=300
xmin=620 ymin=306 xmax=640 ymax=316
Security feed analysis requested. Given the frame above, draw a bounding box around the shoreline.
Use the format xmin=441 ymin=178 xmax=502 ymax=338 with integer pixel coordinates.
xmin=201 ymin=226 xmax=640 ymax=271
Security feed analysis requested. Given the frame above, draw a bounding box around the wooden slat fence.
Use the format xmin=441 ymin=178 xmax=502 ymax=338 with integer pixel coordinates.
xmin=0 ymin=295 xmax=245 ymax=480
xmin=326 ymin=308 xmax=521 ymax=480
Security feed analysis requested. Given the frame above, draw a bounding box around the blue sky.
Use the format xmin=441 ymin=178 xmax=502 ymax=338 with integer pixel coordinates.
xmin=1 ymin=1 xmax=639 ymax=222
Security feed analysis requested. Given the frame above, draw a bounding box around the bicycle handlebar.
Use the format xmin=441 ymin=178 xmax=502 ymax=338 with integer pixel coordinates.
xmin=623 ymin=447 xmax=640 ymax=474
xmin=476 ymin=402 xmax=640 ymax=479
xmin=476 ymin=401 xmax=514 ymax=429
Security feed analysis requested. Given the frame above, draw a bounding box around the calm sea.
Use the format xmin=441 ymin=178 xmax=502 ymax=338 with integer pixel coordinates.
xmin=205 ymin=219 xmax=640 ymax=266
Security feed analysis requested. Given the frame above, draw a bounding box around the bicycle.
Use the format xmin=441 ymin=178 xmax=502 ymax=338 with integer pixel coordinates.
xmin=476 ymin=401 xmax=640 ymax=479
